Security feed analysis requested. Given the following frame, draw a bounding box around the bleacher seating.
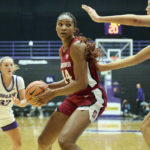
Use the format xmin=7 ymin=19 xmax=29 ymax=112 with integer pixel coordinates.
xmin=0 ymin=40 xmax=150 ymax=59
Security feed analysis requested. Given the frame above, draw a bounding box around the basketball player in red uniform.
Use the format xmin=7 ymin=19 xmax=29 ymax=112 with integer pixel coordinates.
xmin=36 ymin=12 xmax=107 ymax=150
xmin=35 ymin=10 xmax=150 ymax=149
xmin=82 ymin=0 xmax=150 ymax=148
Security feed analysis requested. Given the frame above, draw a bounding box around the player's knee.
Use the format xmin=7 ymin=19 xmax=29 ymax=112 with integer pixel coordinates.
xmin=58 ymin=135 xmax=71 ymax=149
xmin=38 ymin=135 xmax=50 ymax=148
xmin=14 ymin=139 xmax=22 ymax=148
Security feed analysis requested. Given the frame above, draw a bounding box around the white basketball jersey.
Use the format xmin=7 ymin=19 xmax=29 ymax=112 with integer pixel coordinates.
xmin=0 ymin=74 xmax=19 ymax=127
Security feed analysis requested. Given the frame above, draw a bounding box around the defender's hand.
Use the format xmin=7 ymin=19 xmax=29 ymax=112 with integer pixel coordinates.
xmin=82 ymin=5 xmax=101 ymax=23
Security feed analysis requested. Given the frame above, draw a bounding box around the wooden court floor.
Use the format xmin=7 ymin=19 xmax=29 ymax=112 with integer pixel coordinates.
xmin=0 ymin=117 xmax=149 ymax=150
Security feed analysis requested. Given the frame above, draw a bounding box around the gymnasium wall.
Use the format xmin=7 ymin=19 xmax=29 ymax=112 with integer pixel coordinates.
xmin=14 ymin=59 xmax=150 ymax=113
xmin=0 ymin=0 xmax=149 ymax=40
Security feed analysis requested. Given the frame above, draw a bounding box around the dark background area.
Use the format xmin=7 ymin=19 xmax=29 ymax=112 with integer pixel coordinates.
xmin=112 ymin=60 xmax=150 ymax=113
xmin=0 ymin=0 xmax=149 ymax=40
xmin=1 ymin=0 xmax=150 ymax=114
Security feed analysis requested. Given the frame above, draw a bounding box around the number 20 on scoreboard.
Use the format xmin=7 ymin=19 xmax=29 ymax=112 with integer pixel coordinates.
xmin=105 ymin=23 xmax=122 ymax=35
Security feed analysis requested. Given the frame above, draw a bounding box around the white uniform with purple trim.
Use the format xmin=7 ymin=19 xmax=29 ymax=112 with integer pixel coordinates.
xmin=0 ymin=74 xmax=25 ymax=127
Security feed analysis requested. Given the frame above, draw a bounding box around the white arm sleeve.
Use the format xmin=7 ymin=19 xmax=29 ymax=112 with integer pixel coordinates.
xmin=17 ymin=76 xmax=25 ymax=90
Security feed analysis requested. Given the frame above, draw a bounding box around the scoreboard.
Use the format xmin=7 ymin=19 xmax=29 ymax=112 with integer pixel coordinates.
xmin=104 ymin=23 xmax=122 ymax=35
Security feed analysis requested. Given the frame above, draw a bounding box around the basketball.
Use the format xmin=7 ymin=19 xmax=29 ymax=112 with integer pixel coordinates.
xmin=25 ymin=81 xmax=48 ymax=106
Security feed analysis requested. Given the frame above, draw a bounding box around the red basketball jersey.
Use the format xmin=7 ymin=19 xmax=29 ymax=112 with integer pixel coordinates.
xmin=60 ymin=38 xmax=103 ymax=95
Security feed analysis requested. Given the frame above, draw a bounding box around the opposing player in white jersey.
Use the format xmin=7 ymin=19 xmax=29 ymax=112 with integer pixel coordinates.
xmin=82 ymin=1 xmax=150 ymax=149
xmin=0 ymin=56 xmax=27 ymax=150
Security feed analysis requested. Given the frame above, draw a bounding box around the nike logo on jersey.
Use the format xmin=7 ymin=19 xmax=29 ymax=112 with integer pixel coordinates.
xmin=29 ymin=88 xmax=37 ymax=96
xmin=92 ymin=110 xmax=98 ymax=119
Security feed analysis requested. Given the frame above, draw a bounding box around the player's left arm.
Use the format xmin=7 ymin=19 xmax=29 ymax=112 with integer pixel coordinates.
xmin=54 ymin=41 xmax=88 ymax=96
xmin=95 ymin=45 xmax=150 ymax=72
xmin=36 ymin=42 xmax=88 ymax=103
xmin=53 ymin=41 xmax=88 ymax=96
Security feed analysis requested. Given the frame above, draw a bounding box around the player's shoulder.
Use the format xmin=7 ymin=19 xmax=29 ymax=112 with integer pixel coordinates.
xmin=13 ymin=74 xmax=22 ymax=79
xmin=14 ymin=75 xmax=24 ymax=82
xmin=72 ymin=40 xmax=86 ymax=48
xmin=71 ymin=40 xmax=86 ymax=52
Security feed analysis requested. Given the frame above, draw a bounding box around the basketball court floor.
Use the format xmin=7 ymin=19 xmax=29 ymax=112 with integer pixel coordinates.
xmin=0 ymin=117 xmax=149 ymax=150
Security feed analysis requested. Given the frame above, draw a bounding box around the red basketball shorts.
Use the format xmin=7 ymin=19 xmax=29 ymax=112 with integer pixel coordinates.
xmin=58 ymin=87 xmax=107 ymax=122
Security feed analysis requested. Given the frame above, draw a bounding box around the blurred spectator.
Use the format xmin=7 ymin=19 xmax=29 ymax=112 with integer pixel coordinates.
xmin=140 ymin=101 xmax=150 ymax=117
xmin=136 ymin=83 xmax=144 ymax=115
xmin=121 ymin=99 xmax=131 ymax=116
xmin=113 ymin=87 xmax=121 ymax=98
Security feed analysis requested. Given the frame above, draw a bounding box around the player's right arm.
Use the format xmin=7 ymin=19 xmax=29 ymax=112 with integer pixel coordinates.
xmin=82 ymin=4 xmax=150 ymax=27
xmin=12 ymin=76 xmax=27 ymax=107
xmin=95 ymin=45 xmax=150 ymax=72
xmin=48 ymin=80 xmax=66 ymax=89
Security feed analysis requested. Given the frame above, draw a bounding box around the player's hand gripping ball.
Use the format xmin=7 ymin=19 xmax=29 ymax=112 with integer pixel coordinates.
xmin=25 ymin=81 xmax=48 ymax=107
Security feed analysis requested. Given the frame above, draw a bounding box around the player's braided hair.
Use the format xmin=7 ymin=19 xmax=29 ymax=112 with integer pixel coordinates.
xmin=57 ymin=12 xmax=103 ymax=63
